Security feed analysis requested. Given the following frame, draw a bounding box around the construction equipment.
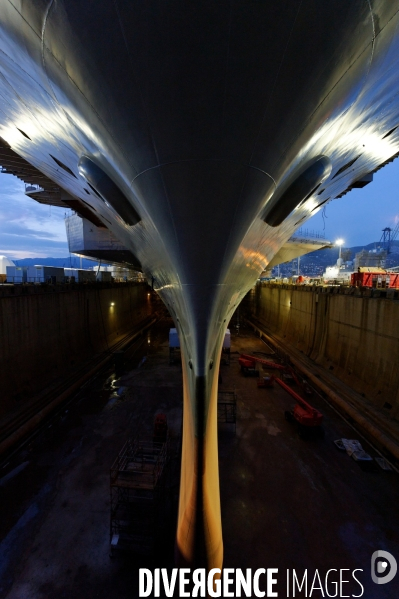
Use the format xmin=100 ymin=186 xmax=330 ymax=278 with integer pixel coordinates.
xmin=275 ymin=378 xmax=323 ymax=433
xmin=238 ymin=353 xmax=286 ymax=374
xmin=240 ymin=353 xmax=314 ymax=395
xmin=257 ymin=375 xmax=275 ymax=388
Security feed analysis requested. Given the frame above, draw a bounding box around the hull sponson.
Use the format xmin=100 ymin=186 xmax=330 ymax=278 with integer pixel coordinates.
xmin=1 ymin=0 xmax=399 ymax=567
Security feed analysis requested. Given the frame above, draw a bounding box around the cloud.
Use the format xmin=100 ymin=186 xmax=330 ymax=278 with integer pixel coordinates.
xmin=0 ymin=173 xmax=70 ymax=258
xmin=1 ymin=223 xmax=60 ymax=239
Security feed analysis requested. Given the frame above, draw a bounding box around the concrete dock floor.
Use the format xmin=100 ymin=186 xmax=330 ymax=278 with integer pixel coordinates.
xmin=0 ymin=319 xmax=398 ymax=598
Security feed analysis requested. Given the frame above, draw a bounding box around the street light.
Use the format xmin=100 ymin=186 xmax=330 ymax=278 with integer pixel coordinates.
xmin=336 ymin=238 xmax=344 ymax=265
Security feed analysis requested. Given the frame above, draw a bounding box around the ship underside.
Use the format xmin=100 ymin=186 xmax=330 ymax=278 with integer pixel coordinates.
xmin=1 ymin=0 xmax=399 ymax=568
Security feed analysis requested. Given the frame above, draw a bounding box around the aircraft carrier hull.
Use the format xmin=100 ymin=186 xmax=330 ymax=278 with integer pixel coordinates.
xmin=1 ymin=0 xmax=399 ymax=567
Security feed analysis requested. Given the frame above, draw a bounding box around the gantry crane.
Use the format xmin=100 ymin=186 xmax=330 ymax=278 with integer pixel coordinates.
xmin=380 ymin=221 xmax=399 ymax=254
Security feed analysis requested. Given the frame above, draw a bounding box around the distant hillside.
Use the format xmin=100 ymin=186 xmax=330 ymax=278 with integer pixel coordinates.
xmin=345 ymin=240 xmax=399 ymax=256
xmin=305 ymin=240 xmax=399 ymax=265
xmin=14 ymin=257 xmax=102 ymax=269
xmin=274 ymin=240 xmax=399 ymax=277
xmin=12 ymin=242 xmax=399 ymax=274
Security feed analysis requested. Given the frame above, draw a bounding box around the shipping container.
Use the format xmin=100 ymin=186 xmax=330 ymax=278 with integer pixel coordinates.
xmin=64 ymin=268 xmax=96 ymax=282
xmin=27 ymin=265 xmax=64 ymax=283
xmin=350 ymin=271 xmax=399 ymax=289
xmin=6 ymin=266 xmax=27 ymax=283
xmin=96 ymin=270 xmax=112 ymax=282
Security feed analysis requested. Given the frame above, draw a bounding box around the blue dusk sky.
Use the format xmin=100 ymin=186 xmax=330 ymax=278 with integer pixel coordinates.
xmin=0 ymin=174 xmax=70 ymax=260
xmin=307 ymin=158 xmax=399 ymax=247
xmin=0 ymin=158 xmax=399 ymax=260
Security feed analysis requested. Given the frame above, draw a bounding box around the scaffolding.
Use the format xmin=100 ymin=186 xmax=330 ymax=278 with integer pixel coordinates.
xmin=217 ymin=390 xmax=237 ymax=432
xmin=110 ymin=436 xmax=169 ymax=556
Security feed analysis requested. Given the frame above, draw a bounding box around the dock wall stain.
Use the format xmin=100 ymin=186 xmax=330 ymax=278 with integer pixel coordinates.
xmin=253 ymin=284 xmax=399 ymax=421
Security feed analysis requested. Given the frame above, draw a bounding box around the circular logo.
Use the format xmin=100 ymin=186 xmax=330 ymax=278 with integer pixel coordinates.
xmin=371 ymin=551 xmax=397 ymax=585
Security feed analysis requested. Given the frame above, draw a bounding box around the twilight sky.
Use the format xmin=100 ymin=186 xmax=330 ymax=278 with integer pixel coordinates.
xmin=0 ymin=158 xmax=398 ymax=260
xmin=307 ymin=158 xmax=399 ymax=247
xmin=0 ymin=174 xmax=70 ymax=259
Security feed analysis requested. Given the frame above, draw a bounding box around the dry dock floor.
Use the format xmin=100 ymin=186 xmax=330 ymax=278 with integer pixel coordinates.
xmin=0 ymin=319 xmax=398 ymax=598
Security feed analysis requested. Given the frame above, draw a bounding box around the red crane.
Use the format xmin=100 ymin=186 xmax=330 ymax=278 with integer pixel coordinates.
xmin=238 ymin=353 xmax=286 ymax=371
xmin=275 ymin=378 xmax=323 ymax=429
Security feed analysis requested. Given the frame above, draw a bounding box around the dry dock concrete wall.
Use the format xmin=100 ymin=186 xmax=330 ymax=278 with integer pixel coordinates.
xmin=0 ymin=282 xmax=150 ymax=417
xmin=253 ymin=284 xmax=399 ymax=421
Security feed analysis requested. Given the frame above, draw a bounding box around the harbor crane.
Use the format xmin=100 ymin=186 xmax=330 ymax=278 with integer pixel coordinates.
xmin=380 ymin=221 xmax=399 ymax=254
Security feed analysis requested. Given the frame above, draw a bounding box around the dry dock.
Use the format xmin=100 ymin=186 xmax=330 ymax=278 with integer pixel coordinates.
xmin=0 ymin=319 xmax=398 ymax=598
